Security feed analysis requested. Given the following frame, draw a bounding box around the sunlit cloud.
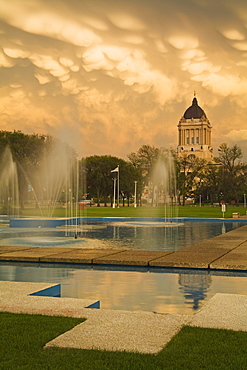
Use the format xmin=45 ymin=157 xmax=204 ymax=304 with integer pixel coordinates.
xmin=107 ymin=12 xmax=146 ymax=31
xmin=1 ymin=0 xmax=101 ymax=47
xmin=34 ymin=73 xmax=52 ymax=85
xmin=0 ymin=0 xmax=247 ymax=160
xmin=225 ymin=130 xmax=247 ymax=142
xmin=233 ymin=41 xmax=247 ymax=51
xmin=168 ymin=35 xmax=198 ymax=50
xmin=222 ymin=29 xmax=246 ymax=41
xmin=0 ymin=50 xmax=15 ymax=67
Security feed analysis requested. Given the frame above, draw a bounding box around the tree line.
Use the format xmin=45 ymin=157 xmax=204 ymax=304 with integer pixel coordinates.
xmin=0 ymin=130 xmax=246 ymax=209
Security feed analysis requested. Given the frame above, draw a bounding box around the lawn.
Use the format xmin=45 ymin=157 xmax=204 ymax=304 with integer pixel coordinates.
xmin=18 ymin=204 xmax=247 ymax=219
xmin=0 ymin=312 xmax=246 ymax=369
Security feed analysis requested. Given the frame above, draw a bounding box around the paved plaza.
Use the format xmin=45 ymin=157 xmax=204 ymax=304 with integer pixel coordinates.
xmin=0 ymin=224 xmax=247 ymax=270
xmin=0 ymin=224 xmax=247 ymax=353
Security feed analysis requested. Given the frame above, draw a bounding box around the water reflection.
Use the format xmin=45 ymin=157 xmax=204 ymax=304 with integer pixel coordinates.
xmin=0 ymin=221 xmax=243 ymax=251
xmin=1 ymin=262 xmax=246 ymax=315
xmin=178 ymin=273 xmax=212 ymax=310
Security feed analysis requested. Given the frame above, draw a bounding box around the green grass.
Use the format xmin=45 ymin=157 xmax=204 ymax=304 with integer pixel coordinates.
xmin=18 ymin=204 xmax=247 ymax=219
xmin=0 ymin=312 xmax=247 ymax=369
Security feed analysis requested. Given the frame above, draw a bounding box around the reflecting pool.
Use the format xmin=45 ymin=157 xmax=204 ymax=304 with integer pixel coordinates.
xmin=0 ymin=220 xmax=244 ymax=251
xmin=1 ymin=261 xmax=247 ymax=314
xmin=1 ymin=219 xmax=246 ymax=314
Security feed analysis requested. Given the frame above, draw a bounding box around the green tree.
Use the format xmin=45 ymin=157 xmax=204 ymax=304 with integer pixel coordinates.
xmin=177 ymin=155 xmax=207 ymax=206
xmin=214 ymin=143 xmax=246 ymax=205
xmin=0 ymin=130 xmax=77 ymax=211
xmin=0 ymin=131 xmax=49 ymax=209
xmin=128 ymin=145 xmax=164 ymax=205
xmin=198 ymin=163 xmax=222 ymax=204
xmin=83 ymin=155 xmax=138 ymax=207
xmin=128 ymin=144 xmax=159 ymax=185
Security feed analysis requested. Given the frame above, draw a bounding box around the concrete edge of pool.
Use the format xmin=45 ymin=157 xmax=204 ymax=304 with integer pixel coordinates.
xmin=8 ymin=216 xmax=247 ymax=228
xmin=0 ymin=281 xmax=247 ymax=354
xmin=0 ymin=223 xmax=247 ymax=270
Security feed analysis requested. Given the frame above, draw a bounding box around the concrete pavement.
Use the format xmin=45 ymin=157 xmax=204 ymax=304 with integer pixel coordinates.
xmin=0 ymin=224 xmax=247 ymax=270
xmin=1 ymin=281 xmax=246 ymax=354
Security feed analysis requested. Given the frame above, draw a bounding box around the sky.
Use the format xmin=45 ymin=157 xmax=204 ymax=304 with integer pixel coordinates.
xmin=1 ymin=0 xmax=247 ymax=160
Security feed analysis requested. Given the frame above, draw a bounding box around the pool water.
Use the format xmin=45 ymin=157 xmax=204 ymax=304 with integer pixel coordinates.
xmin=0 ymin=220 xmax=246 ymax=314
xmin=0 ymin=221 xmax=243 ymax=251
xmin=1 ymin=262 xmax=246 ymax=314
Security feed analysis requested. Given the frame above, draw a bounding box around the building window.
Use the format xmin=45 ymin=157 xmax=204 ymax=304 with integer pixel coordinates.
xmin=196 ymin=137 xmax=199 ymax=143
xmin=192 ymin=137 xmax=194 ymax=144
xmin=188 ymin=154 xmax=195 ymax=159
xmin=187 ymin=137 xmax=190 ymax=144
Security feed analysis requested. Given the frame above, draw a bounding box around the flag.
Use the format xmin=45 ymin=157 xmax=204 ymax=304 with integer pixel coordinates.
xmin=111 ymin=166 xmax=119 ymax=173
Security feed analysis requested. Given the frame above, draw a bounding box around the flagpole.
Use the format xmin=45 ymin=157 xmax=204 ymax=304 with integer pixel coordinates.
xmin=134 ymin=181 xmax=137 ymax=208
xmin=117 ymin=165 xmax=119 ymax=208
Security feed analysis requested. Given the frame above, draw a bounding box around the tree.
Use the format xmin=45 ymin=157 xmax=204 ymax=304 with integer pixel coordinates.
xmin=83 ymin=155 xmax=138 ymax=206
xmin=198 ymin=163 xmax=222 ymax=204
xmin=177 ymin=155 xmax=207 ymax=206
xmin=128 ymin=144 xmax=159 ymax=185
xmin=0 ymin=130 xmax=77 ymax=211
xmin=0 ymin=131 xmax=49 ymax=209
xmin=128 ymin=145 xmax=169 ymax=205
xmin=214 ymin=143 xmax=246 ymax=205
xmin=215 ymin=143 xmax=243 ymax=171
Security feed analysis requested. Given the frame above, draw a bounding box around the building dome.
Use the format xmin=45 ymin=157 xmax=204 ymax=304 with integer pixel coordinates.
xmin=183 ymin=97 xmax=207 ymax=119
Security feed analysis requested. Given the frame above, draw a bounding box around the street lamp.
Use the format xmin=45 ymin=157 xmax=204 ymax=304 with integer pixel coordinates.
xmin=244 ymin=193 xmax=246 ymax=208
xmin=134 ymin=181 xmax=138 ymax=208
xmin=117 ymin=167 xmax=120 ymax=208
xmin=112 ymin=177 xmax=116 ymax=208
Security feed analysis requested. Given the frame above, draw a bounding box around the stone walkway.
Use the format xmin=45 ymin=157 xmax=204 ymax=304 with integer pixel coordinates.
xmin=0 ymin=224 xmax=247 ymax=270
xmin=1 ymin=281 xmax=247 ymax=354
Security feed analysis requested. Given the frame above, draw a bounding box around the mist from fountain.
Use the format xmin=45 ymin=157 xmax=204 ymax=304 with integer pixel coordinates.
xmin=116 ymin=150 xmax=179 ymax=228
xmin=150 ymin=150 xmax=178 ymax=221
xmin=0 ymin=147 xmax=20 ymax=217
xmin=35 ymin=143 xmax=78 ymax=218
xmin=0 ymin=142 xmax=84 ymax=227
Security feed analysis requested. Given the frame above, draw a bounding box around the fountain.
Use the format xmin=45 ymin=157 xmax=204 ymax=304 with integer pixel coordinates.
xmin=114 ymin=150 xmax=179 ymax=228
xmin=5 ymin=142 xmax=85 ymax=231
xmin=151 ymin=151 xmax=178 ymax=217
xmin=1 ymin=146 xmax=241 ymax=249
xmin=1 ymin=145 xmax=247 ymax=313
xmin=23 ymin=141 xmax=80 ymax=218
xmin=0 ymin=147 xmax=19 ymax=217
xmin=0 ymin=144 xmax=244 ymax=250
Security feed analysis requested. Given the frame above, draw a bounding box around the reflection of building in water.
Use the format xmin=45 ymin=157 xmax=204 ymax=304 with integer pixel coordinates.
xmin=178 ymin=273 xmax=212 ymax=310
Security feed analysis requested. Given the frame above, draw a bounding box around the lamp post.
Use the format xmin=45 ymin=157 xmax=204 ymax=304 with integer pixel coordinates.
xmin=112 ymin=177 xmax=116 ymax=208
xmin=244 ymin=193 xmax=246 ymax=208
xmin=111 ymin=165 xmax=119 ymax=208
xmin=117 ymin=166 xmax=120 ymax=208
xmin=134 ymin=181 xmax=137 ymax=208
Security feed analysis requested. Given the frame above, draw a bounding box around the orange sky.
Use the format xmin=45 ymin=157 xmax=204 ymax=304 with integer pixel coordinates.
xmin=1 ymin=0 xmax=247 ymax=160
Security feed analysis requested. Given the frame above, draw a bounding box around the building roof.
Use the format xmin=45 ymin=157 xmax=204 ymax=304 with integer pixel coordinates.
xmin=183 ymin=97 xmax=207 ymax=119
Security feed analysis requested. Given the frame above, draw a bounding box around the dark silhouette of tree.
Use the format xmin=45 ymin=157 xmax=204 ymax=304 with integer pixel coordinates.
xmin=82 ymin=155 xmax=138 ymax=206
xmin=214 ymin=143 xmax=246 ymax=205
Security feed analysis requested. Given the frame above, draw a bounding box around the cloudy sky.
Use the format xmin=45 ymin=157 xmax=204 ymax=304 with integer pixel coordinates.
xmin=1 ymin=0 xmax=247 ymax=159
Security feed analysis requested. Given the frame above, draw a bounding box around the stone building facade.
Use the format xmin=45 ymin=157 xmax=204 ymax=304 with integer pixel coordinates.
xmin=177 ymin=94 xmax=213 ymax=160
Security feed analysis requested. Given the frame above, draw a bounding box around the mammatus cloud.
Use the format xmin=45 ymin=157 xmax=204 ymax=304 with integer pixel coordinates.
xmin=225 ymin=130 xmax=247 ymax=142
xmin=0 ymin=0 xmax=247 ymax=159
